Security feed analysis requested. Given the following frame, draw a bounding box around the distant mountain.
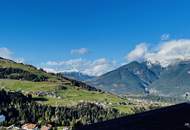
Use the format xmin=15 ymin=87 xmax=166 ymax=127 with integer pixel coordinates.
xmin=89 ymin=61 xmax=161 ymax=95
xmin=62 ymin=71 xmax=96 ymax=81
xmin=89 ymin=60 xmax=190 ymax=98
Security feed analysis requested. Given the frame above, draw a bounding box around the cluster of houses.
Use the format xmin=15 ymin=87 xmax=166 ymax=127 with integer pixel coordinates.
xmin=1 ymin=122 xmax=52 ymax=130
xmin=0 ymin=114 xmax=69 ymax=130
xmin=21 ymin=123 xmax=52 ymax=130
xmin=0 ymin=123 xmax=70 ymax=130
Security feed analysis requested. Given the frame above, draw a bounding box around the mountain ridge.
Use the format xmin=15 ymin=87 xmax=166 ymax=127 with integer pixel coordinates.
xmin=89 ymin=60 xmax=190 ymax=99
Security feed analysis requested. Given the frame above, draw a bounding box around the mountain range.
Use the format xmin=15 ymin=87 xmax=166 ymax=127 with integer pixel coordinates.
xmin=85 ymin=61 xmax=190 ymax=99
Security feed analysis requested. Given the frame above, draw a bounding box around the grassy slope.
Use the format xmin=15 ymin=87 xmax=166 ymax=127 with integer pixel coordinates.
xmin=0 ymin=58 xmax=64 ymax=82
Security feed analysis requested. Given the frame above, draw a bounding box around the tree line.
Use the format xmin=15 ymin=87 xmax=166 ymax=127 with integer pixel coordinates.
xmin=0 ymin=89 xmax=120 ymax=128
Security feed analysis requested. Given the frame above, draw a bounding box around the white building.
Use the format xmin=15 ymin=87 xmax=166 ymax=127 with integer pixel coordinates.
xmin=0 ymin=115 xmax=5 ymax=123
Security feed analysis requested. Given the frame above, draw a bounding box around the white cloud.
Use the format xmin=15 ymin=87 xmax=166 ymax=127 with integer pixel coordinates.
xmin=0 ymin=47 xmax=12 ymax=59
xmin=42 ymin=58 xmax=117 ymax=76
xmin=70 ymin=48 xmax=89 ymax=56
xmin=83 ymin=58 xmax=117 ymax=76
xmin=146 ymin=39 xmax=190 ymax=67
xmin=126 ymin=39 xmax=190 ymax=67
xmin=125 ymin=43 xmax=148 ymax=62
xmin=161 ymin=33 xmax=170 ymax=41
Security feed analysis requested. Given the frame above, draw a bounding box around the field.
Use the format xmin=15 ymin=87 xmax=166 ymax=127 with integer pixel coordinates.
xmin=0 ymin=79 xmax=134 ymax=113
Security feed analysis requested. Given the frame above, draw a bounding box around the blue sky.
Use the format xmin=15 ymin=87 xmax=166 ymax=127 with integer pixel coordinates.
xmin=1 ymin=0 xmax=190 ymax=75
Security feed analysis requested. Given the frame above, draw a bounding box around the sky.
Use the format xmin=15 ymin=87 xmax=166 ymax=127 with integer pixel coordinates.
xmin=1 ymin=0 xmax=190 ymax=76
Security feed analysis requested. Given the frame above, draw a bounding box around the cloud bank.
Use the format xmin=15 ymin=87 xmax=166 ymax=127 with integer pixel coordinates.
xmin=43 ymin=58 xmax=117 ymax=76
xmin=126 ymin=39 xmax=190 ymax=67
